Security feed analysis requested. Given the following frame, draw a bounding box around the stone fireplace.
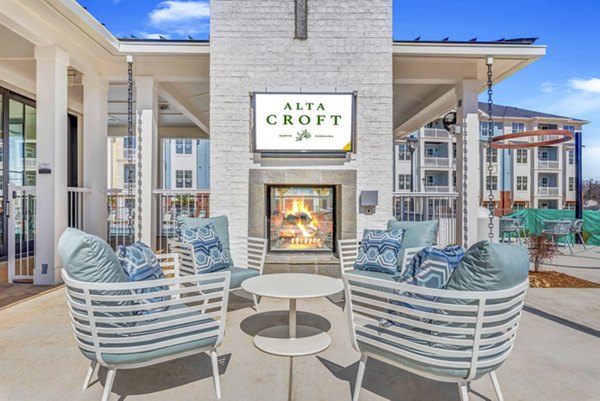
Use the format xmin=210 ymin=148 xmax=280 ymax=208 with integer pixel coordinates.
xmin=249 ymin=169 xmax=357 ymax=276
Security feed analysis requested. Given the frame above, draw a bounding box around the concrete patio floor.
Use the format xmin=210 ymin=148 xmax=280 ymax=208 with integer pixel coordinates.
xmin=1 ymin=272 xmax=599 ymax=401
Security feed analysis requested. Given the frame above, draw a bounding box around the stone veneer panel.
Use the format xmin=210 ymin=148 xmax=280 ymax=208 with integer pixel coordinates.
xmin=210 ymin=0 xmax=393 ymax=265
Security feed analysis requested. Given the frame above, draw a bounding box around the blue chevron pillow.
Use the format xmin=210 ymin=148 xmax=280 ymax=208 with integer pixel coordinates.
xmin=181 ymin=223 xmax=231 ymax=273
xmin=354 ymin=229 xmax=405 ymax=275
xmin=117 ymin=242 xmax=169 ymax=316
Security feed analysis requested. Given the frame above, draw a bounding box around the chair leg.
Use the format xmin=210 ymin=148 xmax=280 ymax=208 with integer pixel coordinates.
xmin=210 ymin=350 xmax=222 ymax=399
xmin=83 ymin=360 xmax=97 ymax=390
xmin=458 ymin=382 xmax=469 ymax=401
xmin=101 ymin=369 xmax=116 ymax=401
xmin=252 ymin=295 xmax=260 ymax=312
xmin=490 ymin=371 xmax=504 ymax=401
xmin=352 ymin=354 xmax=368 ymax=401
xmin=579 ymin=233 xmax=587 ymax=250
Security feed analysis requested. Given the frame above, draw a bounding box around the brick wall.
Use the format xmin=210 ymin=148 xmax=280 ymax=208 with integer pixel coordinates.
xmin=210 ymin=0 xmax=393 ymax=261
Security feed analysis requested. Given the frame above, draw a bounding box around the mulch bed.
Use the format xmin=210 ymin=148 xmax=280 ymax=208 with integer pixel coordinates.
xmin=529 ymin=271 xmax=600 ymax=288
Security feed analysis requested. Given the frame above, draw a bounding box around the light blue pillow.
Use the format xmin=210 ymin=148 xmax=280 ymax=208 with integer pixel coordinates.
xmin=177 ymin=215 xmax=234 ymax=267
xmin=117 ymin=242 xmax=170 ymax=316
xmin=387 ymin=220 xmax=439 ymax=269
xmin=446 ymin=241 xmax=529 ymax=292
xmin=181 ymin=224 xmax=231 ymax=274
xmin=354 ymin=229 xmax=405 ymax=275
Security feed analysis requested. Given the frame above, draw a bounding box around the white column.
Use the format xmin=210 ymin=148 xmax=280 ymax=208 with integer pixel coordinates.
xmin=83 ymin=74 xmax=109 ymax=239
xmin=34 ymin=46 xmax=69 ymax=285
xmin=135 ymin=77 xmax=158 ymax=248
xmin=456 ymin=79 xmax=481 ymax=247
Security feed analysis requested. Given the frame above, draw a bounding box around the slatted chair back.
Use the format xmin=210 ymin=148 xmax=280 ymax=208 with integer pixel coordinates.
xmin=338 ymin=239 xmax=359 ymax=276
xmin=62 ymin=269 xmax=231 ymax=369
xmin=344 ymin=274 xmax=529 ymax=382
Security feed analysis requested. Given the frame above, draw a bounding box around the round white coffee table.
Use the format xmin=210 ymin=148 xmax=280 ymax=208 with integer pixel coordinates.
xmin=241 ymin=273 xmax=344 ymax=357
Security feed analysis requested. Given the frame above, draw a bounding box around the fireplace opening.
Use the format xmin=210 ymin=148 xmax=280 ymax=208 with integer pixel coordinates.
xmin=267 ymin=185 xmax=336 ymax=252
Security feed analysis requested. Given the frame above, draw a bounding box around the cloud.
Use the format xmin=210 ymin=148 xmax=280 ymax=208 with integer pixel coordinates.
xmin=148 ymin=1 xmax=209 ymax=36
xmin=541 ymin=82 xmax=557 ymax=93
xmin=138 ymin=32 xmax=171 ymax=40
xmin=569 ymin=78 xmax=600 ymax=94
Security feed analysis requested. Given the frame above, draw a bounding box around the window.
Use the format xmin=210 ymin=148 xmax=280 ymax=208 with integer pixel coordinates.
xmin=563 ymin=125 xmax=575 ymax=132
xmin=452 ymin=143 xmax=457 ymax=159
xmin=538 ymin=150 xmax=549 ymax=161
xmin=175 ymin=139 xmax=193 ymax=155
xmin=486 ymin=176 xmax=498 ymax=191
xmin=175 ymin=170 xmax=193 ymax=188
xmin=123 ymin=137 xmax=136 ymax=159
xmin=397 ymin=174 xmax=411 ymax=190
xmin=517 ymin=176 xmax=528 ymax=191
xmin=569 ymin=177 xmax=574 ymax=191
xmin=486 ymin=148 xmax=498 ymax=163
xmin=452 ymin=171 xmax=457 ymax=187
xmin=123 ymin=164 xmax=135 ymax=188
xmin=480 ymin=122 xmax=503 ymax=137
xmin=398 ymin=144 xmax=411 ymax=161
xmin=512 ymin=122 xmax=525 ymax=133
xmin=426 ymin=175 xmax=434 ymax=186
xmin=516 ymin=149 xmax=528 ymax=164
xmin=425 ymin=147 xmax=435 ymax=157
xmin=564 ymin=203 xmax=575 ymax=210
xmin=568 ymin=150 xmax=574 ymax=165
xmin=512 ymin=203 xmax=525 ymax=211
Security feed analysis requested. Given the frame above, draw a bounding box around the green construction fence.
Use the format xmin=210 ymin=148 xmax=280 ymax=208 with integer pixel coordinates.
xmin=507 ymin=209 xmax=600 ymax=246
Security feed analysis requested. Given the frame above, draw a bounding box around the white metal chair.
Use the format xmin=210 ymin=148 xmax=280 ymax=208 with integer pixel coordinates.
xmin=344 ymin=274 xmax=529 ymax=401
xmin=570 ymin=219 xmax=586 ymax=249
xmin=63 ymin=258 xmax=231 ymax=401
xmin=169 ymin=237 xmax=267 ymax=310
xmin=499 ymin=218 xmax=522 ymax=245
xmin=337 ymin=238 xmax=424 ymax=277
xmin=541 ymin=220 xmax=573 ymax=253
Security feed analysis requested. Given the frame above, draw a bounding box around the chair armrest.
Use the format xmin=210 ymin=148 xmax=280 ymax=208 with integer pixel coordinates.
xmin=167 ymin=240 xmax=196 ymax=276
xmin=245 ymin=237 xmax=267 ymax=274
xmin=338 ymin=239 xmax=359 ymax=277
xmin=156 ymin=253 xmax=180 ymax=278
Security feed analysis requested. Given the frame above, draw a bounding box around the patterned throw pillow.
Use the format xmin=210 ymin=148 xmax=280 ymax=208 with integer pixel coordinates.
xmin=181 ymin=223 xmax=231 ymax=274
xmin=394 ymin=245 xmax=465 ymax=311
xmin=354 ymin=229 xmax=405 ymax=275
xmin=117 ymin=242 xmax=169 ymax=316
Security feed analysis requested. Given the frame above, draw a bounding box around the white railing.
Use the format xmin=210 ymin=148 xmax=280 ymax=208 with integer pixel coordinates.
xmin=154 ymin=189 xmax=210 ymax=251
xmin=24 ymin=158 xmax=36 ymax=169
xmin=67 ymin=187 xmax=92 ymax=231
xmin=423 ymin=128 xmax=449 ymax=138
xmin=393 ymin=192 xmax=458 ymax=247
xmin=424 ymin=185 xmax=450 ymax=193
xmin=538 ymin=160 xmax=559 ymax=169
xmin=424 ymin=157 xmax=449 ymax=166
xmin=8 ymin=185 xmax=36 ymax=283
xmin=538 ymin=187 xmax=559 ymax=196
xmin=106 ymin=189 xmax=135 ymax=249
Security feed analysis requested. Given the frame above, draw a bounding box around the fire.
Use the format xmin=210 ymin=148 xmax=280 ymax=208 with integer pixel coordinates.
xmin=276 ymin=198 xmax=323 ymax=248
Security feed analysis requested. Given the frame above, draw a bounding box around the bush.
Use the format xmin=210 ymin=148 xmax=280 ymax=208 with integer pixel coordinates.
xmin=528 ymin=235 xmax=559 ymax=272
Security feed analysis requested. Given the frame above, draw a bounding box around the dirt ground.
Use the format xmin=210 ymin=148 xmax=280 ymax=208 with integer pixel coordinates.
xmin=529 ymin=270 xmax=600 ymax=288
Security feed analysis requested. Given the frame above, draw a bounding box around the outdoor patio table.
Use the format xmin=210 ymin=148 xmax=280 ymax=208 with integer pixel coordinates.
xmin=241 ymin=273 xmax=343 ymax=357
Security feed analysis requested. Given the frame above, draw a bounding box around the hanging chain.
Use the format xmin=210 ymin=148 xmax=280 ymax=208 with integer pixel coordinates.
xmin=126 ymin=56 xmax=135 ymax=244
xmin=136 ymin=111 xmax=143 ymax=243
xmin=461 ymin=119 xmax=469 ymax=248
xmin=486 ymin=56 xmax=495 ymax=241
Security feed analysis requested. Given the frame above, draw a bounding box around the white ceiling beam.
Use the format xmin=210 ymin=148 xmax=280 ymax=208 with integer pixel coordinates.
xmin=158 ymin=82 xmax=209 ymax=135
xmin=394 ymin=78 xmax=457 ymax=85
xmin=394 ymin=87 xmax=456 ymax=138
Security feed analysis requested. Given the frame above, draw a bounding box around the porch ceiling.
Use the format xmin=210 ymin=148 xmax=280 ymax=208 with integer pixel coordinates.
xmin=392 ymin=43 xmax=546 ymax=140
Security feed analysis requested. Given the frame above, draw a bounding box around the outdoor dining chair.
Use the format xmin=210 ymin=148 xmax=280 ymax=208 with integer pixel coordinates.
xmin=541 ymin=220 xmax=573 ymax=253
xmin=499 ymin=217 xmax=524 ymax=244
xmin=570 ymin=219 xmax=586 ymax=249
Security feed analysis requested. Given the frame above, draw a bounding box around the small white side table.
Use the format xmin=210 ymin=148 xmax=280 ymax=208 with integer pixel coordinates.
xmin=241 ymin=273 xmax=344 ymax=357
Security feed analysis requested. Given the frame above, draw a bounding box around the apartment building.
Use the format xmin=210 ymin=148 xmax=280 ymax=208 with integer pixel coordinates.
xmin=107 ymin=137 xmax=210 ymax=190
xmin=394 ymin=103 xmax=587 ymax=212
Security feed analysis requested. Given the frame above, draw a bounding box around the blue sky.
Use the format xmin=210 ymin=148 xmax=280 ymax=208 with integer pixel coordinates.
xmin=78 ymin=0 xmax=599 ymax=178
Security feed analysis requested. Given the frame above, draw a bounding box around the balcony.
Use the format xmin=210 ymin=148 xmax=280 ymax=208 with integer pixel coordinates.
xmin=424 ymin=157 xmax=449 ymax=167
xmin=423 ymin=128 xmax=449 ymax=138
xmin=538 ymin=160 xmax=559 ymax=169
xmin=538 ymin=187 xmax=559 ymax=196
xmin=424 ymin=185 xmax=450 ymax=193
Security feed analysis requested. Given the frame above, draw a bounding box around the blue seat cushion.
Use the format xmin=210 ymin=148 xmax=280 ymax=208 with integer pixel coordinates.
xmin=387 ymin=220 xmax=439 ymax=269
xmin=181 ymin=224 xmax=231 ymax=273
xmin=177 ymin=215 xmax=234 ymax=266
xmin=117 ymin=242 xmax=169 ymax=316
xmin=224 ymin=266 xmax=260 ymax=289
xmin=81 ymin=305 xmax=217 ymax=365
xmin=354 ymin=229 xmax=405 ymax=275
xmin=446 ymin=241 xmax=529 ymax=292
